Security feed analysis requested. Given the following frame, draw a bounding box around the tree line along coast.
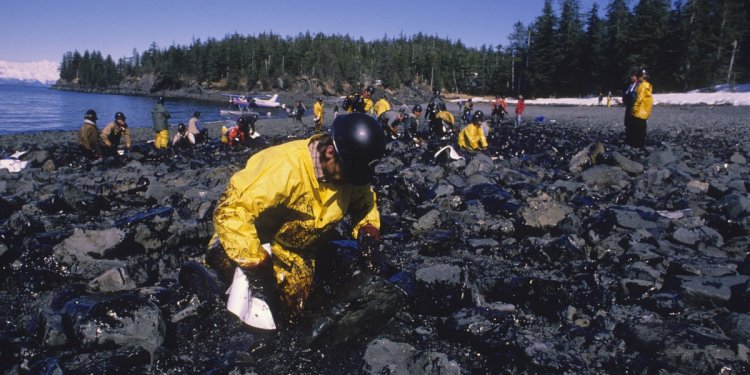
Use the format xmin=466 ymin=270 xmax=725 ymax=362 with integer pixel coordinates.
xmin=54 ymin=0 xmax=747 ymax=101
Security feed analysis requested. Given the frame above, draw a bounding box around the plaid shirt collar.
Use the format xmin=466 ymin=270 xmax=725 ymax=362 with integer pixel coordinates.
xmin=309 ymin=139 xmax=326 ymax=182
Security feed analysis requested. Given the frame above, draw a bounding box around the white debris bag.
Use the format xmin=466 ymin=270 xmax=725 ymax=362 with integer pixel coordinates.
xmin=225 ymin=243 xmax=276 ymax=330
xmin=226 ymin=267 xmax=276 ymax=330
xmin=434 ymin=145 xmax=464 ymax=161
xmin=0 ymin=150 xmax=30 ymax=173
xmin=0 ymin=159 xmax=29 ymax=173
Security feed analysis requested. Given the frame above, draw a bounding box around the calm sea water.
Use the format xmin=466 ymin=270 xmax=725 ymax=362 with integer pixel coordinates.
xmin=0 ymin=84 xmax=290 ymax=135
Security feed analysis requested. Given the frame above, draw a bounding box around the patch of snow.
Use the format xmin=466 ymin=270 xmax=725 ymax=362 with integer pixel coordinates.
xmin=523 ymin=90 xmax=750 ymax=106
xmin=451 ymin=83 xmax=750 ymax=106
xmin=0 ymin=60 xmax=59 ymax=85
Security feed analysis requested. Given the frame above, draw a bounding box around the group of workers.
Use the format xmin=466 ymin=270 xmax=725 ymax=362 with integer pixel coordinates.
xmin=77 ymin=109 xmax=132 ymax=159
xmin=76 ymin=75 xmax=653 ymax=331
xmin=77 ymin=97 xmax=212 ymax=159
xmin=335 ymin=86 xmax=527 ymax=153
xmin=209 ymin=75 xmax=652 ymax=330
xmin=205 ymin=87 xmax=528 ymax=330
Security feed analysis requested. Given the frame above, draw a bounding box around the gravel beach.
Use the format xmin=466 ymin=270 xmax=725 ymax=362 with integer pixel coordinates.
xmin=1 ymin=103 xmax=749 ymax=374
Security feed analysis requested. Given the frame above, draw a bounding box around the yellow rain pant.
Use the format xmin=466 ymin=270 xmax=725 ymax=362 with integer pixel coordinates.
xmin=155 ymin=130 xmax=169 ymax=149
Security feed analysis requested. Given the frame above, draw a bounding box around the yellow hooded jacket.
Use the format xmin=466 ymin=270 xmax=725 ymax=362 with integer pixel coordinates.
xmin=373 ymin=98 xmax=391 ymax=117
xmin=313 ymin=101 xmax=324 ymax=123
xmin=364 ymin=98 xmax=374 ymax=115
xmin=436 ymin=110 xmax=455 ymax=129
xmin=458 ymin=123 xmax=488 ymax=150
xmin=633 ymin=80 xmax=653 ymax=120
xmin=210 ymin=136 xmax=380 ymax=310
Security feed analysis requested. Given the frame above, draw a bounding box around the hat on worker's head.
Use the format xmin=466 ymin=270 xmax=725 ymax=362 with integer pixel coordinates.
xmin=330 ymin=113 xmax=386 ymax=185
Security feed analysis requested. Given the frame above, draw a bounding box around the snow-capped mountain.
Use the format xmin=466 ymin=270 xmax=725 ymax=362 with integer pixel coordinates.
xmin=0 ymin=60 xmax=59 ymax=86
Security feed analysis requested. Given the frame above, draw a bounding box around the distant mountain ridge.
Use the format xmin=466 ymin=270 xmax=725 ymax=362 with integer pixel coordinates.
xmin=0 ymin=60 xmax=58 ymax=86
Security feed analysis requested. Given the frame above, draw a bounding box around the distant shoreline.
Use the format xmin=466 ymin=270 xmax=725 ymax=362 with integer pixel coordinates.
xmin=50 ymin=85 xmax=229 ymax=105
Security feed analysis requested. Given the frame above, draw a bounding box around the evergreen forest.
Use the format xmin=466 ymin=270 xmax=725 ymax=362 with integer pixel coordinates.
xmin=57 ymin=0 xmax=749 ymax=97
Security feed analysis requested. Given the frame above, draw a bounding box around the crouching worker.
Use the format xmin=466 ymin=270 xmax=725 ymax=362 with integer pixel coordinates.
xmin=222 ymin=113 xmax=259 ymax=147
xmin=429 ymin=103 xmax=456 ymax=138
xmin=206 ymin=113 xmax=387 ymax=327
xmin=100 ymin=112 xmax=131 ymax=158
xmin=188 ymin=111 xmax=209 ymax=143
xmin=78 ymin=109 xmax=102 ymax=160
xmin=172 ymin=123 xmax=196 ymax=148
xmin=457 ymin=110 xmax=488 ymax=152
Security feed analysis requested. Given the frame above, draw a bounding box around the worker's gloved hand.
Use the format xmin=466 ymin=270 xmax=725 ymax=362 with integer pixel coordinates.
xmin=358 ymin=224 xmax=388 ymax=276
xmin=241 ymin=258 xmax=277 ymax=302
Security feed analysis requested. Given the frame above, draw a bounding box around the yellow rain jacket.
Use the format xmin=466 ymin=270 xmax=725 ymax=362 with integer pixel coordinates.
xmin=210 ymin=136 xmax=380 ymax=311
xmin=373 ymin=98 xmax=391 ymax=117
xmin=364 ymin=98 xmax=374 ymax=115
xmin=436 ymin=110 xmax=455 ymax=127
xmin=458 ymin=123 xmax=488 ymax=150
xmin=313 ymin=101 xmax=324 ymax=123
xmin=633 ymin=80 xmax=653 ymax=120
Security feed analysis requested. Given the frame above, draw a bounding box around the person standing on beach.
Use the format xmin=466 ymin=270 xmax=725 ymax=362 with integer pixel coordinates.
xmin=515 ymin=95 xmax=525 ymax=126
xmin=188 ymin=111 xmax=208 ymax=143
xmin=622 ymin=72 xmax=639 ymax=146
xmin=78 ymin=109 xmax=102 ymax=159
xmin=313 ymin=97 xmax=324 ymax=132
xmin=630 ymin=69 xmax=653 ymax=148
xmin=333 ymin=103 xmax=339 ymax=118
xmin=151 ymin=96 xmax=171 ymax=149
xmin=206 ymin=113 xmax=387 ymax=323
xmin=461 ymin=98 xmax=474 ymax=124
xmin=424 ymin=89 xmax=445 ymax=122
xmin=100 ymin=112 xmax=131 ymax=158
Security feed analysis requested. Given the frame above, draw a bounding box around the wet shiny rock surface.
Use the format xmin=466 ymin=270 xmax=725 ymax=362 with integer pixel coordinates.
xmin=1 ymin=106 xmax=750 ymax=374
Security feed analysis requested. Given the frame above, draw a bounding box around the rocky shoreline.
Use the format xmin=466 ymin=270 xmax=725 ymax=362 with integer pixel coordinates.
xmin=1 ymin=105 xmax=750 ymax=373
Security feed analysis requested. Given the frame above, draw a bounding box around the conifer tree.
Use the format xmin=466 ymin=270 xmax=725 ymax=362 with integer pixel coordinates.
xmin=556 ymin=0 xmax=586 ymax=96
xmin=528 ymin=0 xmax=559 ymax=96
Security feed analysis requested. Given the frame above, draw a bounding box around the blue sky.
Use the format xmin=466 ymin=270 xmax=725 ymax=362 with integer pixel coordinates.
xmin=1 ymin=0 xmax=607 ymax=63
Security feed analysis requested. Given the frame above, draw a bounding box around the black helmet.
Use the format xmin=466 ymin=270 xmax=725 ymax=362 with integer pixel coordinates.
xmin=178 ymin=123 xmax=186 ymax=132
xmin=472 ymin=110 xmax=485 ymax=123
xmin=433 ymin=89 xmax=440 ymax=96
xmin=412 ymin=104 xmax=422 ymax=113
xmin=115 ymin=112 xmax=126 ymax=120
xmin=330 ymin=113 xmax=386 ymax=185
xmin=637 ymin=69 xmax=648 ymax=78
xmin=157 ymin=96 xmax=165 ymax=104
xmin=317 ymin=97 xmax=323 ymax=102
xmin=193 ymin=111 xmax=201 ymax=117
xmin=365 ymin=86 xmax=376 ymax=95
xmin=84 ymin=109 xmax=98 ymax=121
